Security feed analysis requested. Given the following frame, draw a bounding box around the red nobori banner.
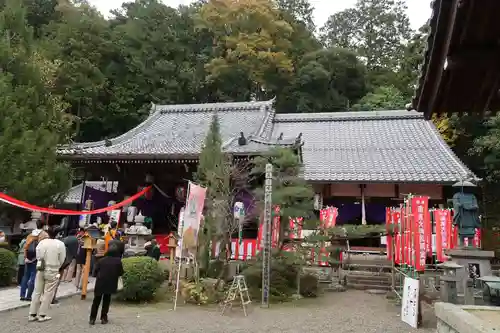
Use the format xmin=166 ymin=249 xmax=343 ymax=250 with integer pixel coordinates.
xmin=434 ymin=209 xmax=451 ymax=262
xmin=411 ymin=196 xmax=428 ymax=271
xmin=473 ymin=228 xmax=481 ymax=248
xmin=386 ymin=208 xmax=392 ymax=260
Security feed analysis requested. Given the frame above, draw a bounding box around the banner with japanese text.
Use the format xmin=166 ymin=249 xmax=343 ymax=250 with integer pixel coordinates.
xmin=411 ymin=196 xmax=428 ymax=271
xmin=182 ymin=182 xmax=207 ymax=253
xmin=434 ymin=209 xmax=450 ymax=262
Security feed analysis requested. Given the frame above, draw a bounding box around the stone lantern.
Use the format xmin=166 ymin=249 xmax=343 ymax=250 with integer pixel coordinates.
xmin=438 ymin=261 xmax=463 ymax=304
xmin=124 ymin=210 xmax=151 ymax=257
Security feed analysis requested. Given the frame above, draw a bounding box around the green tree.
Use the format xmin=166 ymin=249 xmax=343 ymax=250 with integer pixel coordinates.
xmin=471 ymin=115 xmax=500 ymax=181
xmin=0 ymin=0 xmax=72 ymax=204
xmin=398 ymin=24 xmax=429 ymax=98
xmin=280 ymin=48 xmax=367 ymax=113
xmin=275 ymin=0 xmax=315 ymax=32
xmin=196 ymin=0 xmax=295 ymax=101
xmin=320 ymin=0 xmax=412 ymax=89
xmin=43 ymin=1 xmax=110 ymax=141
xmin=351 ymin=85 xmax=406 ymax=111
xmin=195 ymin=114 xmax=228 ymax=271
xmin=100 ymin=0 xmax=203 ymax=139
xmin=252 ymin=147 xmax=315 ymax=247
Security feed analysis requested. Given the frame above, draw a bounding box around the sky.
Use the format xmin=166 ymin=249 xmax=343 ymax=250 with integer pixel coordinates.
xmin=88 ymin=0 xmax=433 ymax=30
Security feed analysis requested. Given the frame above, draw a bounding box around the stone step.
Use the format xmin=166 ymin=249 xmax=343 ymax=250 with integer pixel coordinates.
xmin=347 ymin=282 xmax=391 ymax=291
xmin=346 ymin=274 xmax=391 ymax=282
xmin=347 ymin=278 xmax=390 ymax=287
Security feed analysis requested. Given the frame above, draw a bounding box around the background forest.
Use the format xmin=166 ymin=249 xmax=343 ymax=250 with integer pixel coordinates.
xmin=0 ymin=0 xmax=498 ymax=224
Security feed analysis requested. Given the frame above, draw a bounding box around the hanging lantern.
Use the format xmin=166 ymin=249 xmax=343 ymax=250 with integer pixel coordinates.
xmin=175 ymin=185 xmax=187 ymax=202
xmin=233 ymin=202 xmax=245 ymax=219
xmin=314 ymin=193 xmax=323 ymax=210
xmin=84 ymin=198 xmax=94 ymax=210
xmin=127 ymin=206 xmax=137 ymax=223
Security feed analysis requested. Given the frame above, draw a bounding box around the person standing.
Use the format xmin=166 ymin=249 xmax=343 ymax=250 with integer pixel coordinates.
xmin=74 ymin=228 xmax=86 ymax=289
xmin=89 ymin=246 xmax=123 ymax=325
xmin=61 ymin=229 xmax=79 ymax=282
xmin=104 ymin=221 xmax=119 ymax=253
xmin=144 ymin=239 xmax=161 ymax=261
xmin=20 ymin=220 xmax=48 ymax=301
xmin=17 ymin=232 xmax=28 ymax=286
xmin=28 ymin=226 xmax=66 ymax=322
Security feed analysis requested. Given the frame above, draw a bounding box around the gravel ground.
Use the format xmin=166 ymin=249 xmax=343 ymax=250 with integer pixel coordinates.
xmin=0 ymin=290 xmax=436 ymax=333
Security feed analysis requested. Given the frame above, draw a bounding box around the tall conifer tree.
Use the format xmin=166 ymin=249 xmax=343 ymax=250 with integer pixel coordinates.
xmin=0 ymin=0 xmax=72 ymax=204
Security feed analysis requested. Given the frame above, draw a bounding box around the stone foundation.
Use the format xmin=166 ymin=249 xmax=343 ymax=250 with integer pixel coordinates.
xmin=435 ymin=302 xmax=499 ymax=333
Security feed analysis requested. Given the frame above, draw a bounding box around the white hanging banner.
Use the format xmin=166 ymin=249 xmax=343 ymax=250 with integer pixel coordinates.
xmin=401 ymin=276 xmax=420 ymax=328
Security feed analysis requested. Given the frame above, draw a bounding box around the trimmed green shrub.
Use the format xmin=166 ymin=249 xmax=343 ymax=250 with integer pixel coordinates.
xmin=299 ymin=273 xmax=319 ymax=297
xmin=120 ymin=256 xmax=165 ymax=302
xmin=205 ymin=259 xmax=224 ymax=279
xmin=242 ymin=256 xmax=299 ymax=303
xmin=0 ymin=248 xmax=16 ymax=287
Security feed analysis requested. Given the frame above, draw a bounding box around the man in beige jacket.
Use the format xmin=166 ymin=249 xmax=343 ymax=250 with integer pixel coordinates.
xmin=28 ymin=226 xmax=66 ymax=322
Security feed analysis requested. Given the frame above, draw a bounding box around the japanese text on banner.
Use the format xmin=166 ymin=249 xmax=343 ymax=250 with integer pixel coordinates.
xmin=411 ymin=196 xmax=428 ymax=271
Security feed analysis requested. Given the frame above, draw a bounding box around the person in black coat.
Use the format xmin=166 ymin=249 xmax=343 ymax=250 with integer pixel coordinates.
xmin=89 ymin=246 xmax=124 ymax=325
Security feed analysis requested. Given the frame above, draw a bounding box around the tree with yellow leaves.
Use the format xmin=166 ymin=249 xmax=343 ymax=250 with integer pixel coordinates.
xmin=196 ymin=0 xmax=294 ymax=100
xmin=432 ymin=114 xmax=457 ymax=146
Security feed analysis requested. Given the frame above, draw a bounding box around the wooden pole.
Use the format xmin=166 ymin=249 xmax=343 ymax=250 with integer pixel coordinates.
xmin=81 ymin=248 xmax=92 ymax=300
xmin=169 ymin=247 xmax=175 ymax=284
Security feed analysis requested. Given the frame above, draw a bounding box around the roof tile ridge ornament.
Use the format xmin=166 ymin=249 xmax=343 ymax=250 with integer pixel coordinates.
xmin=149 ymin=102 xmax=157 ymax=116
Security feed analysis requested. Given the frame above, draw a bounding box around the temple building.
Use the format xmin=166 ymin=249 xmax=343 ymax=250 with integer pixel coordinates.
xmin=58 ymin=99 xmax=474 ymax=241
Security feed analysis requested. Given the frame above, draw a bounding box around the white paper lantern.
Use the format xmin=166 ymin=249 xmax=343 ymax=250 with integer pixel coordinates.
xmin=234 ymin=202 xmax=245 ymax=219
xmin=127 ymin=206 xmax=137 ymax=223
xmin=107 ymin=201 xmax=116 ymax=216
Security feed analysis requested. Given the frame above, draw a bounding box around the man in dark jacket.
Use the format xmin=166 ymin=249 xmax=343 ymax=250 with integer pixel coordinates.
xmin=89 ymin=247 xmax=124 ymax=325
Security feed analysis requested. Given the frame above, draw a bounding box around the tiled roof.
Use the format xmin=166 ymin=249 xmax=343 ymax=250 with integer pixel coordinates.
xmin=58 ymin=100 xmax=285 ymax=158
xmin=272 ymin=111 xmax=475 ymax=183
xmin=61 ymin=181 xmax=118 ymax=204
xmin=59 ymin=99 xmax=475 ymax=184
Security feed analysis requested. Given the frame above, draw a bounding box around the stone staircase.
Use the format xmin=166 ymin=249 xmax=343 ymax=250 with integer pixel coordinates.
xmin=344 ymin=271 xmax=392 ymax=291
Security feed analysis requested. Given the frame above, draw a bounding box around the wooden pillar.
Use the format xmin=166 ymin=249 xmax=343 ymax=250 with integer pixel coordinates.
xmin=360 ymin=184 xmax=367 ymax=225
xmin=80 ymin=233 xmax=94 ymax=300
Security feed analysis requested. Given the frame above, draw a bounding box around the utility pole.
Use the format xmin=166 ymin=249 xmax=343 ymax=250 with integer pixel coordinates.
xmin=261 ymin=163 xmax=273 ymax=308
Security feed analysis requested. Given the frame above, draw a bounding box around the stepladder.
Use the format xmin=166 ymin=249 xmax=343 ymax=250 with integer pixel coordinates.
xmin=220 ymin=275 xmax=252 ymax=316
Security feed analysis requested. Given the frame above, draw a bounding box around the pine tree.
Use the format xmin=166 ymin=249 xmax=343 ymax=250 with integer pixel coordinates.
xmin=252 ymin=147 xmax=315 ymax=246
xmin=195 ymin=114 xmax=229 ymax=271
xmin=0 ymin=0 xmax=72 ymax=205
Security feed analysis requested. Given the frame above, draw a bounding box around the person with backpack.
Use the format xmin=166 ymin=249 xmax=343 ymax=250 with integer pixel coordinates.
xmin=20 ymin=220 xmax=48 ymax=301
